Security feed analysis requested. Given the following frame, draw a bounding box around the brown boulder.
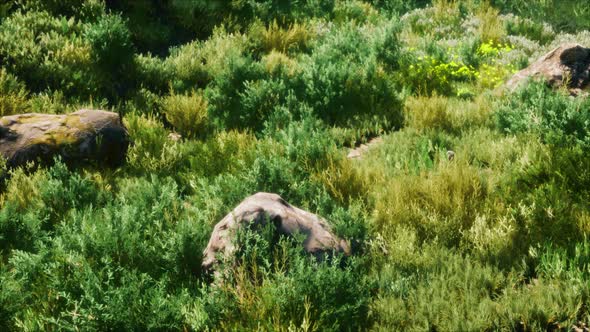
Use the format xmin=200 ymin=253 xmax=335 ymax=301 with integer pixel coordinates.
xmin=506 ymin=43 xmax=590 ymax=94
xmin=202 ymin=192 xmax=351 ymax=272
xmin=0 ymin=109 xmax=129 ymax=168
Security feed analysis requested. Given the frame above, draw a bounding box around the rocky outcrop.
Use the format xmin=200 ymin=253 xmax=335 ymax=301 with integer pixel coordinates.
xmin=506 ymin=43 xmax=590 ymax=95
xmin=202 ymin=192 xmax=351 ymax=272
xmin=0 ymin=109 xmax=129 ymax=168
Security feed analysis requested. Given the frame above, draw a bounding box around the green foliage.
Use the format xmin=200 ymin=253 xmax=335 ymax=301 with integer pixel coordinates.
xmin=404 ymin=95 xmax=492 ymax=134
xmin=13 ymin=0 xmax=99 ymax=18
xmin=0 ymin=10 xmax=96 ymax=98
xmin=248 ymin=20 xmax=314 ymax=55
xmin=334 ymin=0 xmax=381 ymax=24
xmin=497 ymin=82 xmax=590 ymax=149
xmin=210 ymin=222 xmax=372 ymax=331
xmin=475 ymin=2 xmax=506 ymax=43
xmin=205 ymin=51 xmax=266 ymax=131
xmin=84 ymin=14 xmax=135 ymax=100
xmin=503 ymin=13 xmax=555 ymax=44
xmin=123 ymin=112 xmax=184 ymax=175
xmin=223 ymin=0 xmax=336 ymax=27
xmin=0 ymin=69 xmax=29 ymax=116
xmin=300 ymin=21 xmax=404 ymax=133
xmin=492 ymin=0 xmax=590 ymax=33
xmin=161 ymin=90 xmax=209 ymax=139
xmin=0 ymin=173 xmax=211 ymax=330
xmin=372 ymin=244 xmax=590 ymax=330
xmin=2 ymin=1 xmax=590 ymax=330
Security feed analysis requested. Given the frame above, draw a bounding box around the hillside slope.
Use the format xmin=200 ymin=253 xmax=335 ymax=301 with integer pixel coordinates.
xmin=1 ymin=1 xmax=590 ymax=330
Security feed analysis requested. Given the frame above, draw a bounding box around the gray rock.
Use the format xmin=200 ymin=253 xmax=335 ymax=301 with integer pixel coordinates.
xmin=506 ymin=43 xmax=590 ymax=95
xmin=447 ymin=150 xmax=455 ymax=161
xmin=0 ymin=109 xmax=129 ymax=168
xmin=202 ymin=192 xmax=351 ymax=272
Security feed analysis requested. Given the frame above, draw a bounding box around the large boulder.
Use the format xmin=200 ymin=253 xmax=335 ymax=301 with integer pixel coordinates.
xmin=0 ymin=109 xmax=129 ymax=168
xmin=202 ymin=192 xmax=351 ymax=272
xmin=506 ymin=43 xmax=590 ymax=95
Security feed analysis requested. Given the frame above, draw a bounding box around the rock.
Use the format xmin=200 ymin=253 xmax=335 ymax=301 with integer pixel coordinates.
xmin=202 ymin=192 xmax=351 ymax=272
xmin=167 ymin=132 xmax=182 ymax=142
xmin=506 ymin=43 xmax=590 ymax=95
xmin=347 ymin=149 xmax=362 ymax=159
xmin=347 ymin=137 xmax=383 ymax=159
xmin=572 ymin=322 xmax=589 ymax=332
xmin=0 ymin=109 xmax=129 ymax=168
xmin=447 ymin=150 xmax=455 ymax=161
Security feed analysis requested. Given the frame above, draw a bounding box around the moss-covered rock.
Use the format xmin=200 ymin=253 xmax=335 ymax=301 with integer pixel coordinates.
xmin=0 ymin=109 xmax=129 ymax=168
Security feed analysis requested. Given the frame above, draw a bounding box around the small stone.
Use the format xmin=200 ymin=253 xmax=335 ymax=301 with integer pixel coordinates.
xmin=447 ymin=150 xmax=455 ymax=161
xmin=347 ymin=150 xmax=362 ymax=159
xmin=168 ymin=132 xmax=182 ymax=142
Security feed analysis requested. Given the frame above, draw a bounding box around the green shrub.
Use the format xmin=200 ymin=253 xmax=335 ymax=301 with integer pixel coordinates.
xmin=0 ymin=168 xmax=47 ymax=255
xmin=492 ymin=0 xmax=590 ymax=33
xmin=496 ymin=82 xmax=590 ymax=150
xmin=224 ymin=0 xmax=336 ymax=27
xmin=402 ymin=1 xmax=466 ymax=39
xmin=209 ymin=222 xmax=372 ymax=331
xmin=261 ymin=50 xmax=299 ymax=75
xmin=181 ymin=131 xmax=256 ymax=180
xmin=372 ymin=158 xmax=495 ymax=248
xmin=13 ymin=0 xmax=104 ymax=19
xmin=1 ymin=2 xmax=590 ymax=330
xmin=248 ymin=20 xmax=314 ymax=55
xmin=161 ymin=90 xmax=209 ymax=139
xmin=205 ymin=52 xmax=266 ymax=130
xmin=27 ymin=90 xmax=74 ymax=115
xmin=503 ymin=14 xmax=555 ymax=44
xmin=0 ymin=69 xmax=29 ymax=116
xmin=300 ymin=22 xmax=404 ymax=133
xmin=367 ymin=0 xmax=430 ymax=14
xmin=0 ymin=10 xmax=97 ymax=98
xmin=123 ymin=112 xmax=184 ymax=175
xmin=475 ymin=2 xmax=506 ymax=43
xmin=134 ymin=54 xmax=173 ymax=93
xmin=405 ymin=95 xmax=455 ymax=132
xmin=334 ymin=1 xmax=381 ymax=24
xmin=398 ymin=53 xmax=477 ymax=95
xmin=102 ymin=0 xmax=204 ymax=54
xmin=0 ymin=160 xmax=100 ymax=253
xmin=372 ymin=243 xmax=590 ymax=331
xmin=84 ymin=14 xmax=135 ymax=101
xmin=0 ymin=174 xmax=212 ymax=330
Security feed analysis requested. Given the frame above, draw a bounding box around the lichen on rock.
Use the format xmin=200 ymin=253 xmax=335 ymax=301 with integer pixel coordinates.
xmin=0 ymin=109 xmax=130 ymax=168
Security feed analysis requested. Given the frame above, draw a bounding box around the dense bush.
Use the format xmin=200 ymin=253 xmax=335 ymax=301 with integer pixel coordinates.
xmin=0 ymin=69 xmax=29 ymax=116
xmin=492 ymin=0 xmax=590 ymax=33
xmin=497 ymin=82 xmax=590 ymax=149
xmin=0 ymin=10 xmax=96 ymax=97
xmin=84 ymin=14 xmax=135 ymax=101
xmin=161 ymin=90 xmax=209 ymax=139
xmin=208 ymin=223 xmax=372 ymax=331
xmin=2 ymin=0 xmax=590 ymax=330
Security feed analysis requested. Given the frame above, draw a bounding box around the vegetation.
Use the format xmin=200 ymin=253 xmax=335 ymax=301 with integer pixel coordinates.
xmin=1 ymin=0 xmax=590 ymax=330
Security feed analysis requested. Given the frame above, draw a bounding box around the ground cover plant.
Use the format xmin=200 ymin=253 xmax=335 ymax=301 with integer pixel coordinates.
xmin=1 ymin=0 xmax=590 ymax=330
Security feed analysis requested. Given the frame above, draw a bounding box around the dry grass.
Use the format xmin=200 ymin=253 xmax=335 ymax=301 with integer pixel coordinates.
xmin=161 ymin=89 xmax=209 ymax=139
xmin=404 ymin=94 xmax=493 ymax=134
xmin=251 ymin=20 xmax=313 ymax=54
xmin=477 ymin=2 xmax=506 ymax=43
